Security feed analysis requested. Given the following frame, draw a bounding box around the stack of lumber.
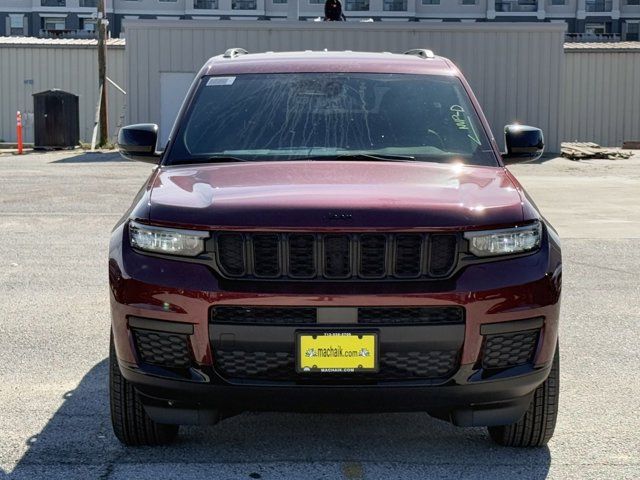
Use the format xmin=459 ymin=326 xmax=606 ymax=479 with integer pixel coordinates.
xmin=622 ymin=141 xmax=640 ymax=150
xmin=561 ymin=142 xmax=634 ymax=160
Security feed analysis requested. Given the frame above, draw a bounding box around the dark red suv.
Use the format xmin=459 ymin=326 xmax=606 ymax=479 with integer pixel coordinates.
xmin=110 ymin=49 xmax=561 ymax=448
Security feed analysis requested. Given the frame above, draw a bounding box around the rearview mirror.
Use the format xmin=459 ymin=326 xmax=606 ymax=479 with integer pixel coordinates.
xmin=117 ymin=124 xmax=160 ymax=164
xmin=502 ymin=125 xmax=544 ymax=164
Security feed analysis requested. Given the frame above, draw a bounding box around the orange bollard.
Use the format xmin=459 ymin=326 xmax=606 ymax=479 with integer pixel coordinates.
xmin=16 ymin=111 xmax=23 ymax=155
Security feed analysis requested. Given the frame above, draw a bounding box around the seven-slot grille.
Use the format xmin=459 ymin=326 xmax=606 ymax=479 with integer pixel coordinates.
xmin=213 ymin=232 xmax=458 ymax=280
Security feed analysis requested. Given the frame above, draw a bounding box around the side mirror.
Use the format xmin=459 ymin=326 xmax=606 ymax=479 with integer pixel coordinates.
xmin=502 ymin=124 xmax=544 ymax=164
xmin=117 ymin=124 xmax=160 ymax=164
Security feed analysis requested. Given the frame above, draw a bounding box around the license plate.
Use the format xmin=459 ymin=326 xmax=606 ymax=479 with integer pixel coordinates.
xmin=297 ymin=332 xmax=378 ymax=373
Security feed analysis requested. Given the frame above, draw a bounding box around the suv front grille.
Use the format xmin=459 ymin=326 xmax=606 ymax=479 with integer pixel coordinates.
xmin=394 ymin=234 xmax=423 ymax=277
xmin=381 ymin=350 xmax=459 ymax=378
xmin=213 ymin=232 xmax=458 ymax=281
xmin=324 ymin=234 xmax=351 ymax=278
xmin=215 ymin=350 xmax=294 ymax=379
xmin=429 ymin=234 xmax=458 ymax=276
xmin=289 ymin=234 xmax=315 ymax=277
xmin=482 ymin=330 xmax=540 ymax=369
xmin=217 ymin=233 xmax=245 ymax=276
xmin=358 ymin=307 xmax=464 ymax=325
xmin=213 ymin=349 xmax=459 ymax=382
xmin=132 ymin=329 xmax=191 ymax=368
xmin=211 ymin=306 xmax=465 ymax=326
xmin=212 ymin=306 xmax=317 ymax=325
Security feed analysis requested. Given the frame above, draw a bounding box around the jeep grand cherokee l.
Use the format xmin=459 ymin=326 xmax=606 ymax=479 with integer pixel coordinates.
xmin=109 ymin=48 xmax=561 ymax=448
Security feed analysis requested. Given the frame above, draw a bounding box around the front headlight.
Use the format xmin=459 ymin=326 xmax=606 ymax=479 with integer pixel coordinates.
xmin=464 ymin=222 xmax=542 ymax=257
xmin=129 ymin=221 xmax=209 ymax=257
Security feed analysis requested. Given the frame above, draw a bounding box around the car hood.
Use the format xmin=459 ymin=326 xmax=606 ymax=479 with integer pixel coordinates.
xmin=147 ymin=161 xmax=526 ymax=229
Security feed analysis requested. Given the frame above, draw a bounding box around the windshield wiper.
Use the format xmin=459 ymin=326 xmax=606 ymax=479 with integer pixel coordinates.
xmin=307 ymin=153 xmax=415 ymax=162
xmin=172 ymin=153 xmax=417 ymax=165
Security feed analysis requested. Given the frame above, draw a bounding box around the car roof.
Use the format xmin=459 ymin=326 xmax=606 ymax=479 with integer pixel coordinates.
xmin=200 ymin=50 xmax=458 ymax=77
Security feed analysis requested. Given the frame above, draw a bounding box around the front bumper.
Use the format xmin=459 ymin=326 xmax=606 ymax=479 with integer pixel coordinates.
xmin=122 ymin=361 xmax=551 ymax=427
xmin=109 ymin=221 xmax=561 ymax=425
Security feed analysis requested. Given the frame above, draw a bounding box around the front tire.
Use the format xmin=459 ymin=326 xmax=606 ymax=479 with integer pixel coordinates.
xmin=109 ymin=331 xmax=179 ymax=446
xmin=488 ymin=344 xmax=559 ymax=447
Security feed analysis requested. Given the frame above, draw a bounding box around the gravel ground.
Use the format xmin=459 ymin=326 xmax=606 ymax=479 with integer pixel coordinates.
xmin=0 ymin=151 xmax=638 ymax=479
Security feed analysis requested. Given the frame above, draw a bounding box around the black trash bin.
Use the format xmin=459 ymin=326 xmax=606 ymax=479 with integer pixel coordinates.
xmin=33 ymin=89 xmax=79 ymax=149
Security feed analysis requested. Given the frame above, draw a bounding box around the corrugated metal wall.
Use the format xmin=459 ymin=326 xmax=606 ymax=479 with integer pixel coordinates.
xmin=0 ymin=42 xmax=126 ymax=144
xmin=125 ymin=21 xmax=566 ymax=152
xmin=564 ymin=47 xmax=640 ymax=147
xmin=5 ymin=27 xmax=637 ymax=150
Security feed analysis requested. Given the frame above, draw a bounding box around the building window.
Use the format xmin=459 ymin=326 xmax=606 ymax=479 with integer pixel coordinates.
xmin=422 ymin=0 xmax=440 ymax=4
xmin=232 ymin=0 xmax=257 ymax=8
xmin=346 ymin=0 xmax=369 ymax=9
xmin=383 ymin=0 xmax=408 ymax=10
xmin=41 ymin=0 xmax=66 ymax=6
xmin=461 ymin=0 xmax=476 ymax=4
xmin=627 ymin=0 xmax=640 ymax=4
xmin=585 ymin=22 xmax=607 ymax=34
xmin=81 ymin=18 xmax=98 ymax=32
xmin=496 ymin=0 xmax=537 ymax=11
xmin=585 ymin=0 xmax=613 ymax=11
xmin=9 ymin=15 xmax=25 ymax=36
xmin=43 ymin=17 xmax=67 ymax=31
xmin=550 ymin=0 xmax=565 ymax=5
xmin=309 ymin=0 xmax=324 ymax=4
xmin=159 ymin=0 xmax=178 ymax=3
xmin=626 ymin=22 xmax=639 ymax=40
xmin=79 ymin=0 xmax=98 ymax=7
xmin=194 ymin=0 xmax=219 ymax=8
xmin=273 ymin=0 xmax=287 ymax=3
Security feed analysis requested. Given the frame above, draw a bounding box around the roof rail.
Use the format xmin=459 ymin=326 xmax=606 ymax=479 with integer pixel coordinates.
xmin=223 ymin=47 xmax=249 ymax=59
xmin=403 ymin=48 xmax=435 ymax=59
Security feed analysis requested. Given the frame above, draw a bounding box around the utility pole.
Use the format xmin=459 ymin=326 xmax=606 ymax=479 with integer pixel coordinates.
xmin=97 ymin=0 xmax=108 ymax=146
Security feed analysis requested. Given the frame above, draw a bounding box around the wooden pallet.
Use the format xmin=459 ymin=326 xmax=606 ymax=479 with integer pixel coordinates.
xmin=561 ymin=142 xmax=634 ymax=160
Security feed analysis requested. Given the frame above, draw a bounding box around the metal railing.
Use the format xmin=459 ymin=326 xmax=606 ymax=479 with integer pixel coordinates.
xmin=495 ymin=1 xmax=537 ymax=12
xmin=39 ymin=29 xmax=97 ymax=39
xmin=194 ymin=0 xmax=219 ymax=9
xmin=585 ymin=0 xmax=613 ymax=11
xmin=346 ymin=0 xmax=370 ymax=10
xmin=565 ymin=33 xmax=620 ymax=42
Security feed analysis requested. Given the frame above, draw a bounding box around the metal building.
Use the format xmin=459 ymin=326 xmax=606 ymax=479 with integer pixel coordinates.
xmin=564 ymin=41 xmax=640 ymax=147
xmin=124 ymin=20 xmax=566 ymax=151
xmin=2 ymin=24 xmax=639 ymax=150
xmin=1 ymin=0 xmax=639 ymax=42
xmin=0 ymin=36 xmax=126 ymax=144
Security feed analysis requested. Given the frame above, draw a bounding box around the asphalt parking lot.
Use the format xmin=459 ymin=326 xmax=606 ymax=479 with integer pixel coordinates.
xmin=0 ymin=151 xmax=639 ymax=480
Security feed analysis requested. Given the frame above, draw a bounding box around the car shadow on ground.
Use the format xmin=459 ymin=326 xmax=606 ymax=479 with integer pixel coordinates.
xmin=50 ymin=151 xmax=130 ymax=163
xmin=0 ymin=360 xmax=551 ymax=479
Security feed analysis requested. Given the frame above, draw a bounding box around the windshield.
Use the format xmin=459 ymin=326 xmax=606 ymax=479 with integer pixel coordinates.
xmin=166 ymin=72 xmax=497 ymax=166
